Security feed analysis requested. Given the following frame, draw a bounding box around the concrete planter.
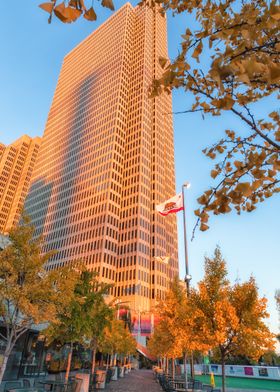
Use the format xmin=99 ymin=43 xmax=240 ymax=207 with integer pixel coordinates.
xmin=95 ymin=370 xmax=106 ymax=389
xmin=119 ymin=366 xmax=125 ymax=378
xmin=75 ymin=373 xmax=90 ymax=392
xmin=111 ymin=366 xmax=118 ymax=381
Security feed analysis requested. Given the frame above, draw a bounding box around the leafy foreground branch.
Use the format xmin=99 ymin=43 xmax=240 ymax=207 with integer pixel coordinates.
xmin=38 ymin=0 xmax=115 ymax=23
xmin=149 ymin=247 xmax=275 ymax=392
xmin=143 ymin=0 xmax=280 ymax=234
xmin=38 ymin=0 xmax=279 ymax=233
xmin=0 ymin=215 xmax=79 ymax=383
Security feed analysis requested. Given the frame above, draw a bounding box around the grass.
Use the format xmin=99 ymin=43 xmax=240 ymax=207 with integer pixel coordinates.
xmin=195 ymin=374 xmax=280 ymax=391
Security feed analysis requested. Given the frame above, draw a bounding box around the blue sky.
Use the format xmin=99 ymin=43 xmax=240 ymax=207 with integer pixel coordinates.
xmin=0 ymin=1 xmax=279 ymax=342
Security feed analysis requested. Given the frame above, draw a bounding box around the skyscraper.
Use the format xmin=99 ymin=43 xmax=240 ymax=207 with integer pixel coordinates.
xmin=0 ymin=135 xmax=41 ymax=234
xmin=26 ymin=3 xmax=178 ymax=313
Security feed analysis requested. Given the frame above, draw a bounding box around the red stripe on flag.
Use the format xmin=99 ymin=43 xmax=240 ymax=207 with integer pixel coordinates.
xmin=158 ymin=206 xmax=184 ymax=216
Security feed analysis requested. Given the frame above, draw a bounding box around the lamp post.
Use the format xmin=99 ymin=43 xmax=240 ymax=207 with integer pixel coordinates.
xmin=182 ymin=182 xmax=194 ymax=381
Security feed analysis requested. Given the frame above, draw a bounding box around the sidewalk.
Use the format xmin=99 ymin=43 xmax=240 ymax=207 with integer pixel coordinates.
xmin=105 ymin=368 xmax=162 ymax=392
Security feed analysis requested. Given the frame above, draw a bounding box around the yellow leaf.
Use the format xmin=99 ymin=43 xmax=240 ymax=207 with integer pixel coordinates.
xmin=192 ymin=41 xmax=203 ymax=62
xmin=268 ymin=64 xmax=280 ymax=84
xmin=211 ymin=96 xmax=234 ymax=110
xmin=69 ymin=0 xmax=78 ymax=7
xmin=234 ymin=161 xmax=243 ymax=169
xmin=222 ymin=96 xmax=235 ymax=110
xmin=39 ymin=2 xmax=53 ymax=14
xmin=101 ymin=0 xmax=115 ymax=11
xmin=235 ymin=182 xmax=252 ymax=197
xmin=237 ymin=73 xmax=251 ymax=85
xmin=197 ymin=194 xmax=208 ymax=205
xmin=159 ymin=57 xmax=168 ymax=69
xmin=200 ymin=223 xmax=209 ymax=231
xmin=54 ymin=3 xmax=68 ymax=22
xmin=211 ymin=170 xmax=219 ymax=179
xmin=54 ymin=3 xmax=82 ymax=23
xmin=83 ymin=7 xmax=97 ymax=21
xmin=270 ymin=4 xmax=280 ymax=20
xmin=241 ymin=29 xmax=250 ymax=39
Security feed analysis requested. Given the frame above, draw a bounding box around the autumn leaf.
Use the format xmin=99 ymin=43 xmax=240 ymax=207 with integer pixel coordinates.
xmin=235 ymin=182 xmax=252 ymax=197
xmin=270 ymin=4 xmax=280 ymax=20
xmin=211 ymin=169 xmax=219 ymax=179
xmin=200 ymin=222 xmax=209 ymax=231
xmin=192 ymin=41 xmax=203 ymax=62
xmin=211 ymin=96 xmax=235 ymax=110
xmin=159 ymin=56 xmax=168 ymax=69
xmin=101 ymin=0 xmax=115 ymax=11
xmin=39 ymin=2 xmax=54 ymax=14
xmin=54 ymin=3 xmax=82 ymax=23
xmin=84 ymin=7 xmax=97 ymax=21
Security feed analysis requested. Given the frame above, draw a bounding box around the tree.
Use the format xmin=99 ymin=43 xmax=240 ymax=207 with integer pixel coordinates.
xmin=100 ymin=318 xmax=136 ymax=366
xmin=45 ymin=270 xmax=112 ymax=382
xmin=38 ymin=0 xmax=115 ymax=24
xmin=86 ymin=282 xmax=113 ymax=379
xmin=261 ymin=350 xmax=280 ymax=366
xmin=0 ymin=215 xmax=77 ymax=383
xmin=143 ymin=0 xmax=280 ymax=234
xmin=38 ymin=1 xmax=279 ymax=233
xmin=189 ymin=247 xmax=275 ymax=392
xmin=276 ymin=290 xmax=280 ymax=342
xmin=148 ymin=278 xmax=211 ymax=382
xmin=276 ymin=289 xmax=280 ymax=314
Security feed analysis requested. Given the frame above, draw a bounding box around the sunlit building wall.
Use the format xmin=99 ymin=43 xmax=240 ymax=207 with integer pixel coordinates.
xmin=0 ymin=135 xmax=41 ymax=234
xmin=25 ymin=3 xmax=178 ymax=312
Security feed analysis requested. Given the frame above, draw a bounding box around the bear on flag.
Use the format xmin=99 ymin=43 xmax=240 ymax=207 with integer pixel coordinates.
xmin=156 ymin=193 xmax=184 ymax=216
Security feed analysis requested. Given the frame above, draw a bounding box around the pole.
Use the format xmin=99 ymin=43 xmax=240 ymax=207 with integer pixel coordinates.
xmin=182 ymin=183 xmax=194 ymax=380
xmin=182 ymin=184 xmax=190 ymax=295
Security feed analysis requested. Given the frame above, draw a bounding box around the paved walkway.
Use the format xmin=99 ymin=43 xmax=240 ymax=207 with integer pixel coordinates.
xmin=105 ymin=369 xmax=162 ymax=392
xmin=228 ymin=390 xmax=277 ymax=392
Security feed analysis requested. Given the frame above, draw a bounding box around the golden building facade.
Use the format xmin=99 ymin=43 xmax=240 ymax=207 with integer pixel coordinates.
xmin=25 ymin=3 xmax=178 ymax=312
xmin=0 ymin=135 xmax=41 ymax=234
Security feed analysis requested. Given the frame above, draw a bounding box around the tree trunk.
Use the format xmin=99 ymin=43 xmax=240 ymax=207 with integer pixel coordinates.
xmin=183 ymin=352 xmax=188 ymax=389
xmin=172 ymin=358 xmax=175 ymax=379
xmin=90 ymin=347 xmax=97 ymax=392
xmin=106 ymin=354 xmax=109 ymax=370
xmin=91 ymin=347 xmax=97 ymax=375
xmin=65 ymin=343 xmax=73 ymax=382
xmin=190 ymin=352 xmax=195 ymax=380
xmin=0 ymin=331 xmax=16 ymax=384
xmin=221 ymin=355 xmax=226 ymax=392
xmin=0 ymin=351 xmax=10 ymax=384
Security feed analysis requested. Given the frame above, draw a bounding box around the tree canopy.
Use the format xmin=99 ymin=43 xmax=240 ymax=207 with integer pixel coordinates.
xmin=189 ymin=247 xmax=275 ymax=392
xmin=99 ymin=318 xmax=137 ymax=359
xmin=148 ymin=278 xmax=211 ymax=360
xmin=149 ymin=248 xmax=275 ymax=392
xmin=0 ymin=215 xmax=78 ymax=382
xmin=38 ymin=0 xmax=280 ymax=234
xmin=38 ymin=0 xmax=115 ymax=23
xmin=145 ymin=0 xmax=280 ymax=234
xmin=44 ymin=270 xmax=113 ymax=379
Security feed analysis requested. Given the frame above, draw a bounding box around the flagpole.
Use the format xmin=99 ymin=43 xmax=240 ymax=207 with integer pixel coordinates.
xmin=182 ymin=183 xmax=191 ymax=295
xmin=182 ymin=182 xmax=194 ymax=381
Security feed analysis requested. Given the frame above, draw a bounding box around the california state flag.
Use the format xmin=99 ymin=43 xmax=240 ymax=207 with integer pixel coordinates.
xmin=156 ymin=193 xmax=184 ymax=216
